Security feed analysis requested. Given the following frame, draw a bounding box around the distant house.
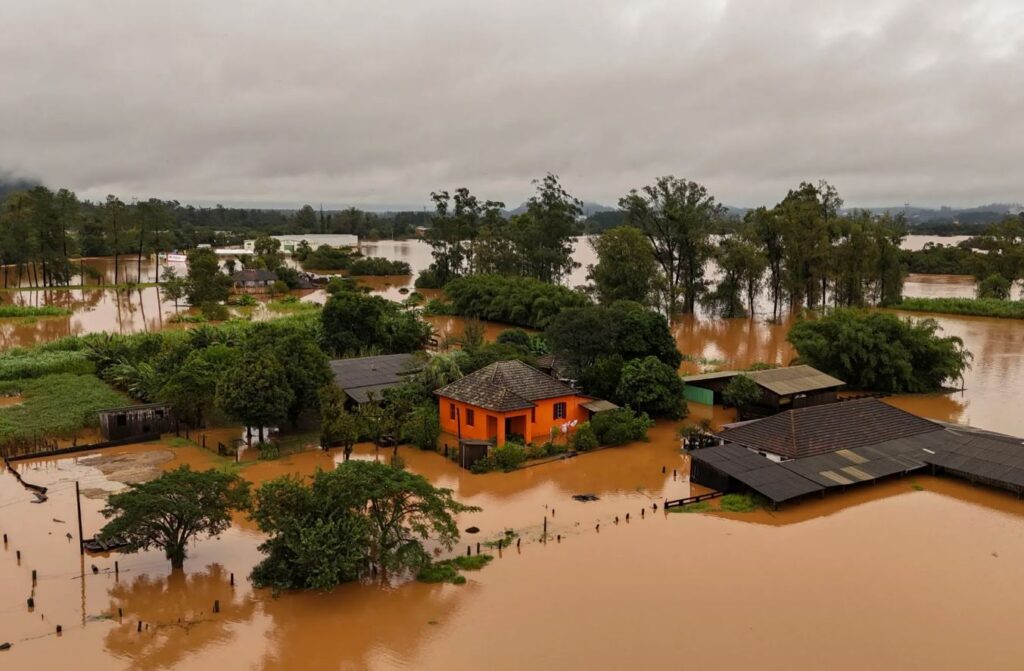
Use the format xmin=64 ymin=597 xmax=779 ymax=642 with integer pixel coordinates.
xmin=682 ymin=365 xmax=844 ymax=415
xmin=244 ymin=234 xmax=359 ymax=253
xmin=435 ymin=360 xmax=597 ymax=445
xmin=330 ymin=353 xmax=423 ymax=407
xmin=231 ymin=269 xmax=278 ymax=293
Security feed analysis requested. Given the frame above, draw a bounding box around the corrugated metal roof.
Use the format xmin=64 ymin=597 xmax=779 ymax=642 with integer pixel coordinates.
xmin=746 ymin=365 xmax=845 ymax=396
xmin=681 ymin=370 xmax=740 ymax=383
xmin=690 ymin=444 xmax=824 ymax=503
xmin=581 ymin=399 xmax=619 ymax=413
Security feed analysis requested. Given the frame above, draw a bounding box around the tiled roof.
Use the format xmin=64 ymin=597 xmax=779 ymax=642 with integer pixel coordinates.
xmin=435 ymin=360 xmax=577 ymax=412
xmin=717 ymin=398 xmax=942 ymax=459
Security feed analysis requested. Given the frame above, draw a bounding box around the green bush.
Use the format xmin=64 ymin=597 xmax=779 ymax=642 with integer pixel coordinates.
xmin=347 ymin=257 xmax=412 ymax=276
xmin=719 ymin=493 xmax=760 ymax=513
xmin=471 ymin=442 xmax=527 ymax=473
xmin=590 ymin=408 xmax=652 ymax=446
xmin=524 ymin=443 xmax=549 ymax=460
xmin=414 ymin=268 xmax=445 ymax=289
xmin=438 ymin=274 xmax=590 ymax=329
xmin=570 ymin=422 xmax=599 ymax=451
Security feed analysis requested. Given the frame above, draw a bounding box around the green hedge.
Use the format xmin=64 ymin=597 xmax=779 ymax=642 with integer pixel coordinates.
xmin=0 ymin=305 xmax=72 ymax=318
xmin=893 ymin=297 xmax=1024 ymax=319
xmin=430 ymin=274 xmax=590 ymax=329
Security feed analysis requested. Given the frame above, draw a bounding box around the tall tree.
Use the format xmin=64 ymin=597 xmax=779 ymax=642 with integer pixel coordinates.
xmin=587 ymin=226 xmax=659 ymax=305
xmin=216 ymin=349 xmax=295 ymax=444
xmin=620 ymin=176 xmax=723 ymax=315
xmin=104 ymin=195 xmax=126 ymax=284
xmin=508 ymin=174 xmax=581 ymax=283
xmin=99 ymin=466 xmax=250 ymax=569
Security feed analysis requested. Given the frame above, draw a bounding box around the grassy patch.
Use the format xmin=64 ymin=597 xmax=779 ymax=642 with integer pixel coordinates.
xmin=0 ymin=349 xmax=93 ymax=380
xmin=893 ymin=297 xmax=1024 ymax=319
xmin=910 ymin=481 xmax=925 ymax=491
xmin=483 ymin=529 xmax=518 ymax=549
xmin=417 ymin=554 xmax=493 ymax=584
xmin=0 ymin=373 xmax=128 ymax=453
xmin=267 ymin=298 xmax=320 ymax=313
xmin=719 ymin=493 xmax=761 ymax=513
xmin=169 ymin=312 xmax=209 ymax=324
xmin=0 ymin=304 xmax=72 ymax=318
xmin=668 ymin=501 xmax=712 ymax=514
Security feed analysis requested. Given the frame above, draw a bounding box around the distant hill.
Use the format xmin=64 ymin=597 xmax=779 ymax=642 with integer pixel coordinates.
xmin=0 ymin=172 xmax=40 ymax=200
xmin=507 ymin=201 xmax=615 ymax=217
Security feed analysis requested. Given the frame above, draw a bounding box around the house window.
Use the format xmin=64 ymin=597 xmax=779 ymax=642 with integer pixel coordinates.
xmin=553 ymin=402 xmax=567 ymax=420
xmin=466 ymin=408 xmax=475 ymax=426
xmin=117 ymin=414 xmax=127 ymax=427
xmin=449 ymin=403 xmax=456 ymax=420
xmin=531 ymin=407 xmax=536 ymax=423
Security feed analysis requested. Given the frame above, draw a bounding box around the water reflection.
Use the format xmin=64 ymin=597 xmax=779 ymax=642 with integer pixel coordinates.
xmin=104 ymin=566 xmax=256 ymax=670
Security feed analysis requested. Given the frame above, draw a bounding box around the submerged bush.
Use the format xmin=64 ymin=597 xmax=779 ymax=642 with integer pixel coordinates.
xmin=589 ymin=408 xmax=652 ymax=446
xmin=569 ymin=422 xmax=599 ymax=451
xmin=894 ymin=296 xmax=1024 ymax=319
xmin=471 ymin=442 xmax=527 ymax=473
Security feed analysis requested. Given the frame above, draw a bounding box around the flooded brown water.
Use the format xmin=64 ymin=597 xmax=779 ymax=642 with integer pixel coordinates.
xmin=4 ymin=427 xmax=1024 ymax=670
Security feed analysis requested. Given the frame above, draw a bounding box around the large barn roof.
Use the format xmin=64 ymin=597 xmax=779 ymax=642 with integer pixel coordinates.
xmin=717 ymin=397 xmax=941 ymax=459
xmin=436 ymin=360 xmax=577 ymax=412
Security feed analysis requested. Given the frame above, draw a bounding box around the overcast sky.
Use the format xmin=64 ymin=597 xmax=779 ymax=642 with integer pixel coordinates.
xmin=2 ymin=0 xmax=1022 ymax=209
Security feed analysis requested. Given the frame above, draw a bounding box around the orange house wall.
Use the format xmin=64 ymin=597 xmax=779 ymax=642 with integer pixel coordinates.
xmin=438 ymin=394 xmax=588 ymax=445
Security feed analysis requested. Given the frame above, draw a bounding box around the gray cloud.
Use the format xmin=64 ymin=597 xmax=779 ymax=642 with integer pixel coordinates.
xmin=1 ymin=0 xmax=1022 ymax=208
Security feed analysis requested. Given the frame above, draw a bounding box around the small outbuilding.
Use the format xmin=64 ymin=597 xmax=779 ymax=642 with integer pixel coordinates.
xmin=682 ymin=364 xmax=844 ymax=415
xmin=98 ymin=404 xmax=175 ymax=442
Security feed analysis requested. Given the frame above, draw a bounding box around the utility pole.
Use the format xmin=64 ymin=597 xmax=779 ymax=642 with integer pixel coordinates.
xmin=75 ymin=480 xmax=84 ymax=556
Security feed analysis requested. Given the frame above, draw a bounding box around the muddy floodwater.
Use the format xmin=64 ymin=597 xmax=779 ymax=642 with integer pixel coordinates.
xmin=2 ymin=238 xmax=1024 ymax=669
xmin=4 ymin=427 xmax=1024 ymax=670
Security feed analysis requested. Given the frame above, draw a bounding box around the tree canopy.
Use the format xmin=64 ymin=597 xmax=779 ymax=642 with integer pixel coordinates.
xmin=787 ymin=309 xmax=972 ymax=393
xmin=100 ymin=466 xmax=251 ymax=569
xmin=250 ymin=461 xmax=477 ymax=591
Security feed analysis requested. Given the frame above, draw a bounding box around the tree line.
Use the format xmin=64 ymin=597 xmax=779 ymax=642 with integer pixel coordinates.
xmin=0 ymin=186 xmax=430 ymax=288
xmin=419 ymin=176 xmax=911 ymax=318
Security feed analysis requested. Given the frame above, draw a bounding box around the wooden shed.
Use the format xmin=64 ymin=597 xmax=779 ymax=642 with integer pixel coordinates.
xmin=98 ymin=404 xmax=175 ymax=442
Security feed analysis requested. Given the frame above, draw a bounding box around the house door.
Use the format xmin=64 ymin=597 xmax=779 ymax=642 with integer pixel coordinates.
xmin=505 ymin=418 xmax=513 ymax=436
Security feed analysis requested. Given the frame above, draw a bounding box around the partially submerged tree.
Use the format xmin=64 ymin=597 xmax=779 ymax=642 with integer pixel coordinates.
xmin=319 ymin=385 xmax=362 ymax=460
xmin=787 ymin=309 xmax=972 ymax=393
xmin=250 ymin=460 xmax=478 ymax=591
xmin=587 ymin=225 xmax=660 ymax=306
xmin=100 ymin=466 xmax=250 ymax=569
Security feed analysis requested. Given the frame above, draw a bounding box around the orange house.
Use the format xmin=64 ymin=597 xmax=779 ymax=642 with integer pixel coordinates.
xmin=435 ymin=360 xmax=592 ymax=445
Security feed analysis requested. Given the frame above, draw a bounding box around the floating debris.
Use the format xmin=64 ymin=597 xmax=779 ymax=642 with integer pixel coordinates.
xmin=464 ymin=526 xmax=480 ymax=534
xmin=572 ymin=494 xmax=599 ymax=502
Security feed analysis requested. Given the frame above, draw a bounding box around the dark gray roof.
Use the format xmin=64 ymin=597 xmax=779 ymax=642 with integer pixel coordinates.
xmin=435 ymin=360 xmax=577 ymax=412
xmin=717 ymin=398 xmax=942 ymax=459
xmin=330 ymin=354 xmax=422 ymax=404
xmin=700 ymin=407 xmax=1024 ymax=503
xmin=233 ymin=269 xmax=278 ymax=282
xmin=690 ymin=443 xmax=823 ymax=503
